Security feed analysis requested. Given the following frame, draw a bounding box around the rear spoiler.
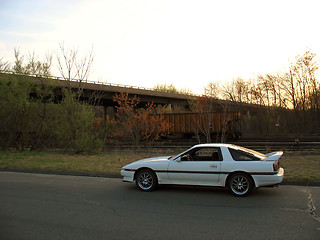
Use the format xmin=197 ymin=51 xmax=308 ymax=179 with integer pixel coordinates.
xmin=263 ymin=151 xmax=283 ymax=161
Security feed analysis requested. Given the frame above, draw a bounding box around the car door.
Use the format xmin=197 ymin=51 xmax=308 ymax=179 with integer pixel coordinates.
xmin=168 ymin=147 xmax=222 ymax=186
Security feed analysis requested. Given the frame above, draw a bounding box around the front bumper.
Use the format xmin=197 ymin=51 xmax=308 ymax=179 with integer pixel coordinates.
xmin=121 ymin=169 xmax=135 ymax=183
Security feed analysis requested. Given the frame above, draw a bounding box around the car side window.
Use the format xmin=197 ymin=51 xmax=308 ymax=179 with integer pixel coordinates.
xmin=228 ymin=148 xmax=260 ymax=161
xmin=182 ymin=147 xmax=222 ymax=161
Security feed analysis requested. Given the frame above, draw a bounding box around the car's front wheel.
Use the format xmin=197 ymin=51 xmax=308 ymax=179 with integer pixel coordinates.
xmin=135 ymin=169 xmax=158 ymax=191
xmin=228 ymin=173 xmax=253 ymax=197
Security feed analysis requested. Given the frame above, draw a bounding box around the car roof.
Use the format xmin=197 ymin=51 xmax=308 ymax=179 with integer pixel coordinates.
xmin=192 ymin=143 xmax=233 ymax=148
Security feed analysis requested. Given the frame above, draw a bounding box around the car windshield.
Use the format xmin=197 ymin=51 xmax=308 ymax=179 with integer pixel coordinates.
xmin=229 ymin=145 xmax=267 ymax=159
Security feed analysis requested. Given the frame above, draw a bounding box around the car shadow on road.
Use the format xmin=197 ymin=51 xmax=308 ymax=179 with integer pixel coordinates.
xmin=123 ymin=183 xmax=284 ymax=198
xmin=159 ymin=184 xmax=228 ymax=195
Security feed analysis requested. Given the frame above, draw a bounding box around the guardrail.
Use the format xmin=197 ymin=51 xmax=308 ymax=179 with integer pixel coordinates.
xmin=0 ymin=71 xmax=197 ymax=96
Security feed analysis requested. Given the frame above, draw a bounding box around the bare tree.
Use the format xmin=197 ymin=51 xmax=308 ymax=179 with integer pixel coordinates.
xmin=56 ymin=43 xmax=95 ymax=100
xmin=56 ymin=43 xmax=77 ymax=81
xmin=265 ymin=73 xmax=286 ymax=108
xmin=0 ymin=57 xmax=10 ymax=72
xmin=293 ymin=50 xmax=319 ymax=110
xmin=75 ymin=48 xmax=94 ymax=81
xmin=220 ymin=77 xmax=249 ymax=103
xmin=12 ymin=48 xmax=25 ymax=74
xmin=56 ymin=43 xmax=94 ymax=81
xmin=190 ymin=82 xmax=234 ymax=143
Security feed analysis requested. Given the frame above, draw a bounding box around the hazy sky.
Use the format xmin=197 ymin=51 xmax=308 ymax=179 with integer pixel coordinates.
xmin=1 ymin=0 xmax=320 ymax=94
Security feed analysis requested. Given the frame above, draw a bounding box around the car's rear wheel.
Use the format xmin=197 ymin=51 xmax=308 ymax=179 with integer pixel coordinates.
xmin=135 ymin=169 xmax=158 ymax=191
xmin=228 ymin=173 xmax=253 ymax=197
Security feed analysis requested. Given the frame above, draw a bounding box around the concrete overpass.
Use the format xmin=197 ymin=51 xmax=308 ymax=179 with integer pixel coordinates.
xmin=0 ymin=72 xmax=197 ymax=108
xmin=0 ymin=72 xmax=263 ymax=114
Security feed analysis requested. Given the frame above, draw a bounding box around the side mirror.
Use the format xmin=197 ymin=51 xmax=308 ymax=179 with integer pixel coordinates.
xmin=175 ymin=157 xmax=181 ymax=162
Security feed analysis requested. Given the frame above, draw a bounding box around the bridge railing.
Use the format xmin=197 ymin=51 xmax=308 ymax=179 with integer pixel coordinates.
xmin=0 ymin=70 xmax=197 ymax=96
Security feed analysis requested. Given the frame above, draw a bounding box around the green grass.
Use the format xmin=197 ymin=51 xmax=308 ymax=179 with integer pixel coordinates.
xmin=0 ymin=150 xmax=148 ymax=174
xmin=280 ymin=152 xmax=320 ymax=182
xmin=0 ymin=150 xmax=319 ymax=182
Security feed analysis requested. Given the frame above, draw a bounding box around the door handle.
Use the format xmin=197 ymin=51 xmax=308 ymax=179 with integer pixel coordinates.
xmin=210 ymin=164 xmax=217 ymax=168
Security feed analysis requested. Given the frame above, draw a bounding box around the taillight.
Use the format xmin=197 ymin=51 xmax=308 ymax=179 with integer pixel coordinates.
xmin=273 ymin=161 xmax=280 ymax=172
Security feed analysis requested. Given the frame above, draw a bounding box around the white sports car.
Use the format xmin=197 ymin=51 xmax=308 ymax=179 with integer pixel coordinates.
xmin=121 ymin=143 xmax=284 ymax=196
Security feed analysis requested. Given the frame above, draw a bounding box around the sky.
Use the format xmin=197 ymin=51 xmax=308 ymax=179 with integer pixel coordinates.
xmin=1 ymin=0 xmax=320 ymax=94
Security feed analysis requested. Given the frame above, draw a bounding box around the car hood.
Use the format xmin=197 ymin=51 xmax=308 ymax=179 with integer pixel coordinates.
xmin=122 ymin=156 xmax=171 ymax=170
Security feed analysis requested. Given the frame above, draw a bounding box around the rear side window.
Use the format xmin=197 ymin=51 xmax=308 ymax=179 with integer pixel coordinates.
xmin=228 ymin=148 xmax=260 ymax=161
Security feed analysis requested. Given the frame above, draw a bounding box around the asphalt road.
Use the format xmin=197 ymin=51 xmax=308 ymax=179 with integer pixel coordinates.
xmin=0 ymin=172 xmax=319 ymax=240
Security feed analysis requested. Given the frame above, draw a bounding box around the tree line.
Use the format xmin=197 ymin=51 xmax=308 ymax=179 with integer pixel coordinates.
xmin=202 ymin=50 xmax=320 ymax=138
xmin=216 ymin=50 xmax=319 ymax=111
xmin=152 ymin=50 xmax=320 ymax=139
xmin=0 ymin=46 xmax=171 ymax=152
xmin=1 ymin=47 xmax=319 ymax=151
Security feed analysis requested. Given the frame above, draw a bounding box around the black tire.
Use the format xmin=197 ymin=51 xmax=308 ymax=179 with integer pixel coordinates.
xmin=228 ymin=173 xmax=253 ymax=197
xmin=135 ymin=169 xmax=158 ymax=191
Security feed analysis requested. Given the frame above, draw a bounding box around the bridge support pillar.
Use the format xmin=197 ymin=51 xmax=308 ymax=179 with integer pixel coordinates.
xmin=102 ymin=106 xmax=115 ymax=127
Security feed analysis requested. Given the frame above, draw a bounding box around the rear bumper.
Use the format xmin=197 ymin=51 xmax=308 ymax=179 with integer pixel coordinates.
xmin=254 ymin=167 xmax=284 ymax=187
